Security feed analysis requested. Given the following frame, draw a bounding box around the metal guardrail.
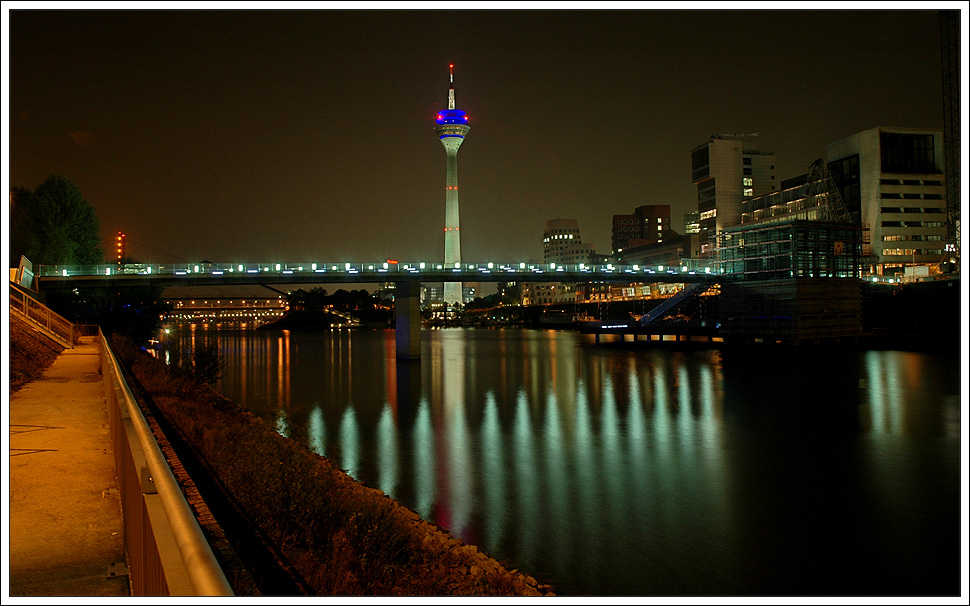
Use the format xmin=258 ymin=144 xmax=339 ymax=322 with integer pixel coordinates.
xmin=9 ymin=285 xmax=75 ymax=349
xmin=99 ymin=329 xmax=233 ymax=596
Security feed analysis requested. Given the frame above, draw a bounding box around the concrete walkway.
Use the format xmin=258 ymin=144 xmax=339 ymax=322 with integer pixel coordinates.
xmin=8 ymin=337 xmax=129 ymax=596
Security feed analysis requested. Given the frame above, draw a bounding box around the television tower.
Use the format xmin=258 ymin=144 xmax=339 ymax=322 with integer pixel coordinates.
xmin=434 ymin=64 xmax=470 ymax=305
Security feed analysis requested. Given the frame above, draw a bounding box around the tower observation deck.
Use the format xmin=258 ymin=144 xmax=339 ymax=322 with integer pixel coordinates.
xmin=434 ymin=64 xmax=470 ymax=304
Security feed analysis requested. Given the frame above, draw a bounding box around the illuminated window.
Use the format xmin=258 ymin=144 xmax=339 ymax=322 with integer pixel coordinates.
xmin=743 ymin=177 xmax=753 ymax=186
xmin=744 ymin=188 xmax=753 ymax=197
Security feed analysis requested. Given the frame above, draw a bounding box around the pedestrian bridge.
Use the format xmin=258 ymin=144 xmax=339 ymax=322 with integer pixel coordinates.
xmin=33 ymin=260 xmax=720 ymax=289
xmin=33 ymin=260 xmax=722 ymax=359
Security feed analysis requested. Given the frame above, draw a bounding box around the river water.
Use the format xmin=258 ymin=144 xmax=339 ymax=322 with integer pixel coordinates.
xmin=163 ymin=324 xmax=963 ymax=596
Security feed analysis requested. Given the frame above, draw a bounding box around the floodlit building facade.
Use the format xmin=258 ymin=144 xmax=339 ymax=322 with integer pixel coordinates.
xmin=826 ymin=126 xmax=947 ymax=277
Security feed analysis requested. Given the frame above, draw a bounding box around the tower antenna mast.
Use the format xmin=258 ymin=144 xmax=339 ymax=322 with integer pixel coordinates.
xmin=448 ymin=63 xmax=456 ymax=110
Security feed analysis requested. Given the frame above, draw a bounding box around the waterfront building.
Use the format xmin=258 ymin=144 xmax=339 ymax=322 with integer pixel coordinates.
xmin=691 ymin=134 xmax=777 ymax=253
xmin=434 ymin=64 xmax=471 ymax=304
xmin=611 ymin=205 xmax=671 ymax=254
xmin=712 ymin=220 xmax=866 ymax=280
xmin=543 ymin=218 xmax=595 ymax=265
xmin=826 ymin=126 xmax=947 ymax=277
xmin=522 ymin=218 xmax=596 ymax=306
xmin=521 ymin=282 xmax=576 ymax=306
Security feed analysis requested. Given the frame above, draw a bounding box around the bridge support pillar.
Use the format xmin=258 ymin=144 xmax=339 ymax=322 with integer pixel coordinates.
xmin=395 ymin=281 xmax=422 ymax=359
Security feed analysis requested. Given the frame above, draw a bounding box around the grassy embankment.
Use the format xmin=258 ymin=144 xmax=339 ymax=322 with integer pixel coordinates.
xmin=9 ymin=313 xmax=64 ymax=393
xmin=111 ymin=337 xmax=553 ymax=597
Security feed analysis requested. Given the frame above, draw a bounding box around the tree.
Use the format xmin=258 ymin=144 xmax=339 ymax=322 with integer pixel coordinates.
xmin=8 ymin=186 xmax=33 ymax=265
xmin=17 ymin=174 xmax=104 ymax=266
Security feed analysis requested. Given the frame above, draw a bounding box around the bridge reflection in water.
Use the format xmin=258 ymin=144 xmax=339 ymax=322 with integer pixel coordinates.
xmin=162 ymin=325 xmax=961 ymax=596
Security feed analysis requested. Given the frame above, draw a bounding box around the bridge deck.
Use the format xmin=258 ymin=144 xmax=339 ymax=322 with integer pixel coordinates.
xmin=36 ymin=261 xmax=720 ymax=290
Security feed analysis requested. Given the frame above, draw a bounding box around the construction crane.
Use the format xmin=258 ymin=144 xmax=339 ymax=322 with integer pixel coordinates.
xmin=805 ymin=158 xmax=852 ymax=224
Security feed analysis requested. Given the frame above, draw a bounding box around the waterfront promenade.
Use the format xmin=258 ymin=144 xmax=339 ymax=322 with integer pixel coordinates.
xmin=8 ymin=337 xmax=129 ymax=596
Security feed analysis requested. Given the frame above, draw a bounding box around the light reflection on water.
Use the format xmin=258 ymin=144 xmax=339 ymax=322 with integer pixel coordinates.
xmin=163 ymin=324 xmax=961 ymax=596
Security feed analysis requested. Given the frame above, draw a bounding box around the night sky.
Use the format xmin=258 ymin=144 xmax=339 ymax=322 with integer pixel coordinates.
xmin=5 ymin=6 xmax=954 ymax=267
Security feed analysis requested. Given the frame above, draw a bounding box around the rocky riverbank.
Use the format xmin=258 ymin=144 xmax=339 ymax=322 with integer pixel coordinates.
xmin=111 ymin=337 xmax=554 ymax=596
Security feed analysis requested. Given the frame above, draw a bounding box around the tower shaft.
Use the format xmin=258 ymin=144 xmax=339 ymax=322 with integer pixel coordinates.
xmin=444 ymin=148 xmax=461 ymax=265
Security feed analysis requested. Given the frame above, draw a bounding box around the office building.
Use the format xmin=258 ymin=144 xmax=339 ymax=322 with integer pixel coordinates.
xmin=691 ymin=134 xmax=776 ymax=252
xmin=827 ymin=127 xmax=947 ymax=276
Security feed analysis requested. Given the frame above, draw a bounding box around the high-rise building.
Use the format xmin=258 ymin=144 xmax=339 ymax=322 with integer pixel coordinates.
xmin=543 ymin=218 xmax=595 ymax=265
xmin=611 ymin=205 xmax=671 ymax=253
xmin=827 ymin=126 xmax=947 ymax=276
xmin=691 ymin=134 xmax=776 ymax=252
xmin=434 ymin=64 xmax=471 ymax=304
